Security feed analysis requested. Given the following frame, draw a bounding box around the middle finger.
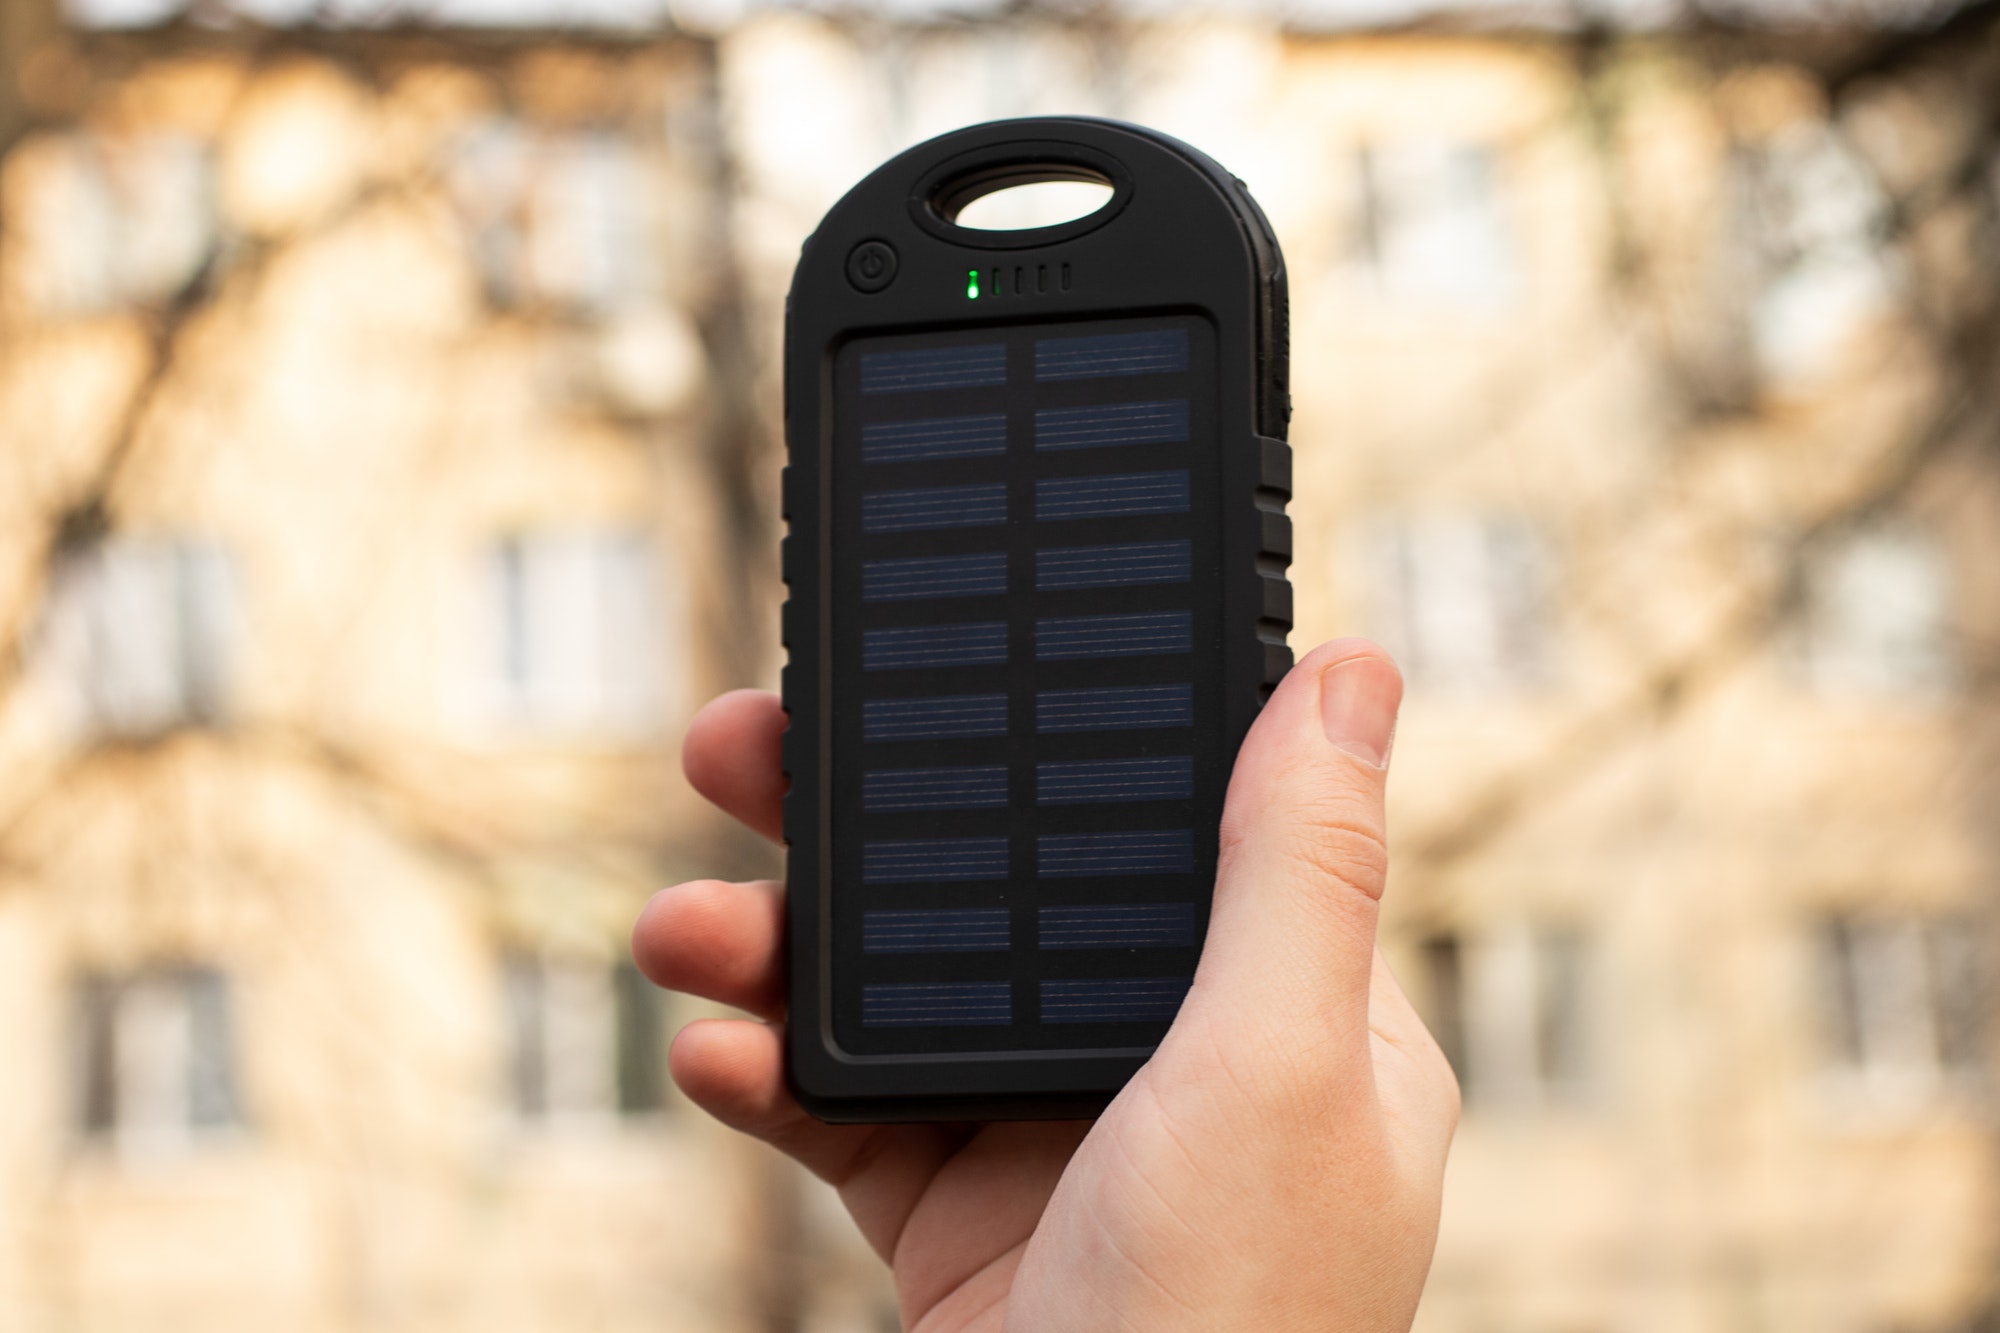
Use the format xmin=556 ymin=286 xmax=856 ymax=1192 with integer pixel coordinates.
xmin=632 ymin=878 xmax=785 ymax=1020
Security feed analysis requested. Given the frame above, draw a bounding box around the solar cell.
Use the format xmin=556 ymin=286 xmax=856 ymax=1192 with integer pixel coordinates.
xmin=1034 ymin=399 xmax=1188 ymax=451
xmin=1038 ymin=829 xmax=1196 ymax=878
xmin=862 ymin=837 xmax=1010 ymax=883
xmin=864 ymin=693 xmax=1008 ymax=741
xmin=863 ymin=622 xmax=1007 ymax=670
xmin=1035 ymin=684 xmax=1193 ymax=732
xmin=864 ymin=483 xmax=1008 ymax=532
xmin=861 ymin=344 xmax=1007 ymax=394
xmin=1035 ymin=540 xmax=1191 ymax=590
xmin=1036 ymin=756 xmax=1193 ymax=805
xmin=1040 ymin=977 xmax=1192 ymax=1024
xmin=863 ymin=552 xmax=1008 ymax=601
xmin=1034 ymin=329 xmax=1189 ymax=381
xmin=1035 ymin=610 xmax=1192 ymax=660
xmin=864 ymin=909 xmax=1012 ymax=953
xmin=1039 ymin=903 xmax=1196 ymax=950
xmin=863 ymin=765 xmax=1009 ymax=812
xmin=863 ymin=982 xmax=1012 ymax=1027
xmin=863 ymin=414 xmax=1008 ymax=464
xmin=1035 ymin=471 xmax=1189 ymax=521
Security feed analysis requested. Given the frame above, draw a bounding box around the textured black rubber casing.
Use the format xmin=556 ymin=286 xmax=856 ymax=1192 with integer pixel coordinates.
xmin=781 ymin=117 xmax=1291 ymax=1123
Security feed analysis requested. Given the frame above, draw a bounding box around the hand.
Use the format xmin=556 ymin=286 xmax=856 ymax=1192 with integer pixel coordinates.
xmin=632 ymin=638 xmax=1458 ymax=1331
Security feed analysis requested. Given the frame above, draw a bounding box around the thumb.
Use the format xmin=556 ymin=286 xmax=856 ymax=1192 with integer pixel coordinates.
xmin=1188 ymin=638 xmax=1403 ymax=1055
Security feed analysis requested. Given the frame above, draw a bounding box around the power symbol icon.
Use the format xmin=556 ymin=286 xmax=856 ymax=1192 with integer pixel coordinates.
xmin=846 ymin=240 xmax=898 ymax=293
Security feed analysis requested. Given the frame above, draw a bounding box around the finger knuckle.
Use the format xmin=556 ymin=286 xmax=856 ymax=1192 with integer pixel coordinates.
xmin=1280 ymin=813 xmax=1389 ymax=901
xmin=1219 ymin=758 xmax=1390 ymax=902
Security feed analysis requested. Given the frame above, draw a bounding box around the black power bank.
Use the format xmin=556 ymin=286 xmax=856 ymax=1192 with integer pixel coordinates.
xmin=780 ymin=117 xmax=1291 ymax=1123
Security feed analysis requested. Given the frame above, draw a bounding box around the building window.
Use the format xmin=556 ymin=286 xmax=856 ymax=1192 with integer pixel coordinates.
xmin=1342 ymin=140 xmax=1518 ymax=310
xmin=1797 ymin=527 xmax=1954 ymax=698
xmin=472 ymin=529 xmax=671 ymax=739
xmin=1817 ymin=914 xmax=1985 ymax=1100
xmin=503 ymin=956 xmax=666 ymax=1127
xmin=74 ymin=968 xmax=242 ymax=1158
xmin=40 ymin=538 xmax=237 ymax=739
xmin=1364 ymin=514 xmax=1550 ymax=694
xmin=17 ymin=133 xmax=215 ymax=315
xmin=1420 ymin=925 xmax=1593 ymax=1110
xmin=1731 ymin=123 xmax=1892 ymax=386
xmin=450 ymin=124 xmax=660 ymax=317
xmin=1419 ymin=935 xmax=1469 ymax=1081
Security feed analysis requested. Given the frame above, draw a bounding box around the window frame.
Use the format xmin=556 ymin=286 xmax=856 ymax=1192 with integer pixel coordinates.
xmin=1417 ymin=922 xmax=1597 ymax=1114
xmin=70 ymin=965 xmax=245 ymax=1160
xmin=468 ymin=526 xmax=676 ymax=744
xmin=1814 ymin=911 xmax=1989 ymax=1108
xmin=41 ymin=536 xmax=239 ymax=741
xmin=501 ymin=951 xmax=671 ymax=1133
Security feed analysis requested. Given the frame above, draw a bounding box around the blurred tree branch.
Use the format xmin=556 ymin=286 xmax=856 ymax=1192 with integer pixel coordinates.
xmin=1399 ymin=2 xmax=2000 ymax=880
xmin=0 ymin=30 xmax=728 ymax=867
xmin=0 ymin=0 xmax=64 ymax=158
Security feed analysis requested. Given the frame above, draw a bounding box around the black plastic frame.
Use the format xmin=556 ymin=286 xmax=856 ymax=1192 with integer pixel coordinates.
xmin=910 ymin=140 xmax=1135 ymax=249
xmin=781 ymin=117 xmax=1292 ymax=1123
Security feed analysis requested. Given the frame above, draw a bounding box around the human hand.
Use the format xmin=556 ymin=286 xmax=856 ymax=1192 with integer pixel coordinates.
xmin=632 ymin=638 xmax=1458 ymax=1331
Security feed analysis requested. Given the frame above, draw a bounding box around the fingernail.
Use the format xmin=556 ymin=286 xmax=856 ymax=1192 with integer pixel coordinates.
xmin=1321 ymin=655 xmax=1401 ymax=767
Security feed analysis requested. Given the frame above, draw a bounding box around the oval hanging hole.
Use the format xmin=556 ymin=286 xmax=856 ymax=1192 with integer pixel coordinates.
xmin=937 ymin=167 xmax=1116 ymax=233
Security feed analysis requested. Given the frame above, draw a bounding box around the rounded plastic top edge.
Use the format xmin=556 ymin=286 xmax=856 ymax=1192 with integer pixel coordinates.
xmin=803 ymin=114 xmax=1271 ymax=261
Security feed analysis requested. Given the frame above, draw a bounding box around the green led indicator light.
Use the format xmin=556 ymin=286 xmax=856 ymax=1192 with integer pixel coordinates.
xmin=966 ymin=269 xmax=980 ymax=299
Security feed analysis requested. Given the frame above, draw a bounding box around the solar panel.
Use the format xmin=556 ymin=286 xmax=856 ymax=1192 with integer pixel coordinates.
xmin=827 ymin=313 xmax=1219 ymax=1057
xmin=782 ymin=116 xmax=1290 ymax=1120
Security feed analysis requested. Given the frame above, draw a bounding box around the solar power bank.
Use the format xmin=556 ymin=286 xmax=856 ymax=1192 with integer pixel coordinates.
xmin=781 ymin=117 xmax=1292 ymax=1122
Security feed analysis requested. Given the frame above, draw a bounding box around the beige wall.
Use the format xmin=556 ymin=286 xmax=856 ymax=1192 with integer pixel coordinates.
xmin=0 ymin=42 xmax=779 ymax=1333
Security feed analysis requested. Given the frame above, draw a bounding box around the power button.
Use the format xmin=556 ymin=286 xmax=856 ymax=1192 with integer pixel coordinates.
xmin=846 ymin=239 xmax=898 ymax=293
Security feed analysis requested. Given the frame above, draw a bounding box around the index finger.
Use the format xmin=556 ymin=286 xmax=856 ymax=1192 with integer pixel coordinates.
xmin=684 ymin=689 xmax=787 ymax=843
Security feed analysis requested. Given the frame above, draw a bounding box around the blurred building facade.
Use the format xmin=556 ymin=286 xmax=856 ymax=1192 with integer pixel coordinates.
xmin=0 ymin=6 xmax=1996 ymax=1333
xmin=0 ymin=29 xmax=818 ymax=1333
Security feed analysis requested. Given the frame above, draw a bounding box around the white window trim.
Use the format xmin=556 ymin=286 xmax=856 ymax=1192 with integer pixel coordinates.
xmin=1794 ymin=526 xmax=1956 ymax=701
xmin=1337 ymin=138 xmax=1520 ymax=314
xmin=503 ymin=954 xmax=667 ymax=1136
xmin=1361 ymin=513 xmax=1552 ymax=697
xmin=458 ymin=527 xmax=680 ymax=746
xmin=1815 ymin=914 xmax=1987 ymax=1115
xmin=75 ymin=968 xmax=244 ymax=1162
xmin=450 ymin=123 xmax=662 ymax=317
xmin=1427 ymin=923 xmax=1596 ymax=1115
xmin=39 ymin=537 xmax=239 ymax=740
